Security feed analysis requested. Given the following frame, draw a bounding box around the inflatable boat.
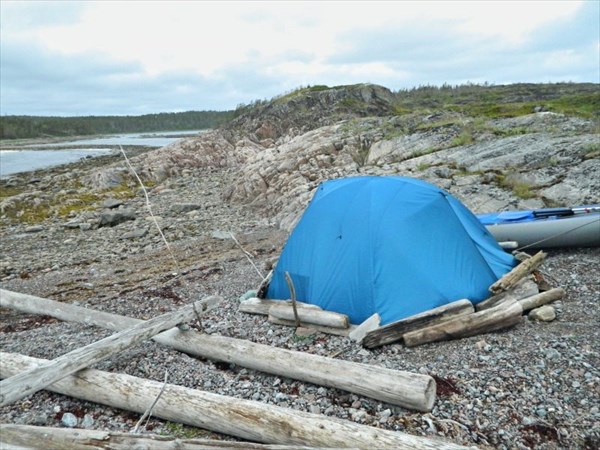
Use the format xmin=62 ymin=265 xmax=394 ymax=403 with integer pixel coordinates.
xmin=477 ymin=206 xmax=600 ymax=250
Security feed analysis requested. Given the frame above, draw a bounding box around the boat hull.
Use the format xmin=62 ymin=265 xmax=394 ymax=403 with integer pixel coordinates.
xmin=484 ymin=214 xmax=600 ymax=249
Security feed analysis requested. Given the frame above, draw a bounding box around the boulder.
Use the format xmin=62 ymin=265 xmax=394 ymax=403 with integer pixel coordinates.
xmin=99 ymin=209 xmax=136 ymax=227
xmin=528 ymin=305 xmax=556 ymax=322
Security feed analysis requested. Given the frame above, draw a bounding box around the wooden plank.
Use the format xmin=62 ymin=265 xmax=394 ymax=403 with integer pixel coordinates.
xmin=0 ymin=353 xmax=469 ymax=450
xmin=0 ymin=296 xmax=220 ymax=407
xmin=489 ymin=251 xmax=546 ymax=294
xmin=403 ymin=300 xmax=523 ymax=347
xmin=0 ymin=289 xmax=435 ymax=411
xmin=362 ymin=300 xmax=474 ymax=349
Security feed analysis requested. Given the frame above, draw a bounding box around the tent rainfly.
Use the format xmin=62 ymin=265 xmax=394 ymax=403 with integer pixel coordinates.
xmin=266 ymin=176 xmax=516 ymax=325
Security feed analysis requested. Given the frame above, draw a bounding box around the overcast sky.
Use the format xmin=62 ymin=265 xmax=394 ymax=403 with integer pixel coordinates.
xmin=1 ymin=1 xmax=598 ymax=116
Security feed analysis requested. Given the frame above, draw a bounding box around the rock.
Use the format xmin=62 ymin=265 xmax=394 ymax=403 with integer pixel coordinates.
xmin=30 ymin=413 xmax=49 ymax=426
xmin=211 ymin=230 xmax=231 ymax=240
xmin=23 ymin=226 xmax=44 ymax=233
xmin=120 ymin=228 xmax=148 ymax=240
xmin=529 ymin=305 xmax=556 ymax=322
xmin=102 ymin=198 xmax=124 ymax=209
xmin=171 ymin=203 xmax=202 ymax=214
xmin=544 ymin=348 xmax=561 ymax=360
xmin=295 ymin=327 xmax=316 ymax=337
xmin=62 ymin=220 xmax=81 ymax=229
xmin=98 ymin=209 xmax=136 ymax=227
xmin=81 ymin=413 xmax=94 ymax=428
xmin=61 ymin=412 xmax=78 ymax=427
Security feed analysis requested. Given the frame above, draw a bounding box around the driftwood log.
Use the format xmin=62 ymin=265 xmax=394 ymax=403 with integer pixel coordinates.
xmin=0 ymin=424 xmax=359 ymax=450
xmin=489 ymin=251 xmax=546 ymax=294
xmin=362 ymin=300 xmax=474 ymax=349
xmin=0 ymin=353 xmax=467 ymax=449
xmin=267 ymin=315 xmax=356 ymax=336
xmin=239 ymin=298 xmax=317 ymax=315
xmin=403 ymin=300 xmax=523 ymax=347
xmin=519 ymin=287 xmax=565 ymax=311
xmin=269 ymin=304 xmax=349 ymax=329
xmin=0 ymin=289 xmax=434 ymax=411
xmin=0 ymin=296 xmax=220 ymax=407
xmin=476 ymin=278 xmax=539 ymax=311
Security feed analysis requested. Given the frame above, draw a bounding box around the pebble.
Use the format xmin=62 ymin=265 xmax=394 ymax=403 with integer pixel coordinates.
xmin=61 ymin=412 xmax=78 ymax=427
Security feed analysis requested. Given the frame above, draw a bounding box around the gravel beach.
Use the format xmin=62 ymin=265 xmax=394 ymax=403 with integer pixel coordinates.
xmin=0 ymin=150 xmax=598 ymax=450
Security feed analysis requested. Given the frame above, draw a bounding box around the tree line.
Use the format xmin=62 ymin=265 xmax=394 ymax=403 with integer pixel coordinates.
xmin=0 ymin=110 xmax=235 ymax=140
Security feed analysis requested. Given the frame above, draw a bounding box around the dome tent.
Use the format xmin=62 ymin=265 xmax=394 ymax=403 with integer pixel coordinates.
xmin=266 ymin=176 xmax=516 ymax=325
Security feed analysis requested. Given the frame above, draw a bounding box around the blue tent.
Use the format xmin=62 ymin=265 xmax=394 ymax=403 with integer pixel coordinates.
xmin=266 ymin=176 xmax=516 ymax=325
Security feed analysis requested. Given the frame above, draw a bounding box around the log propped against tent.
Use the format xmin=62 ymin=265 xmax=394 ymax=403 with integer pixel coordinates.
xmin=362 ymin=299 xmax=474 ymax=349
xmin=363 ymin=252 xmax=564 ymax=348
xmin=0 ymin=289 xmax=435 ymax=412
xmin=0 ymin=353 xmax=469 ymax=449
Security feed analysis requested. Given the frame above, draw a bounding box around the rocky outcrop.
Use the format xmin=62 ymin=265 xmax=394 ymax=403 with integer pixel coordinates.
xmin=226 ymin=111 xmax=599 ymax=230
xmin=79 ymin=84 xmax=598 ymax=231
xmin=225 ymin=84 xmax=397 ymax=142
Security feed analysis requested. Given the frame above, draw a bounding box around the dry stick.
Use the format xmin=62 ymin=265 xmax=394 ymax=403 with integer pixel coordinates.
xmin=133 ymin=369 xmax=169 ymax=433
xmin=284 ymin=271 xmax=301 ymax=328
xmin=119 ymin=145 xmax=179 ymax=271
xmin=229 ymin=231 xmax=265 ymax=282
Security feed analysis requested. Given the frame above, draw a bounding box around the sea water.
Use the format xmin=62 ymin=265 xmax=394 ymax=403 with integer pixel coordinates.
xmin=0 ymin=130 xmax=204 ymax=178
xmin=0 ymin=149 xmax=114 ymax=177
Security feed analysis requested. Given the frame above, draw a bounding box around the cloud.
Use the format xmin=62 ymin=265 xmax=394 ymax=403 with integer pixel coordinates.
xmin=0 ymin=40 xmax=234 ymax=115
xmin=0 ymin=1 xmax=597 ymax=115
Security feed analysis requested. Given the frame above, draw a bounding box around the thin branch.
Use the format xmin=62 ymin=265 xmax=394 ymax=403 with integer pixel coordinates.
xmin=133 ymin=369 xmax=169 ymax=433
xmin=119 ymin=145 xmax=179 ymax=271
xmin=229 ymin=232 xmax=265 ymax=282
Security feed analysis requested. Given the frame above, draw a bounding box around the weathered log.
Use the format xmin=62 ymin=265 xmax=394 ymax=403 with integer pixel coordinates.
xmin=267 ymin=315 xmax=355 ymax=337
xmin=362 ymin=300 xmax=474 ymax=349
xmin=518 ymin=287 xmax=565 ymax=311
xmin=348 ymin=313 xmax=381 ymax=343
xmin=0 ymin=296 xmax=220 ymax=407
xmin=403 ymin=300 xmax=523 ymax=347
xmin=476 ymin=278 xmax=539 ymax=311
xmin=0 ymin=289 xmax=434 ymax=411
xmin=239 ymin=298 xmax=317 ymax=315
xmin=0 ymin=353 xmax=467 ymax=449
xmin=269 ymin=304 xmax=349 ymax=329
xmin=489 ymin=251 xmax=546 ymax=294
xmin=0 ymin=423 xmax=357 ymax=450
